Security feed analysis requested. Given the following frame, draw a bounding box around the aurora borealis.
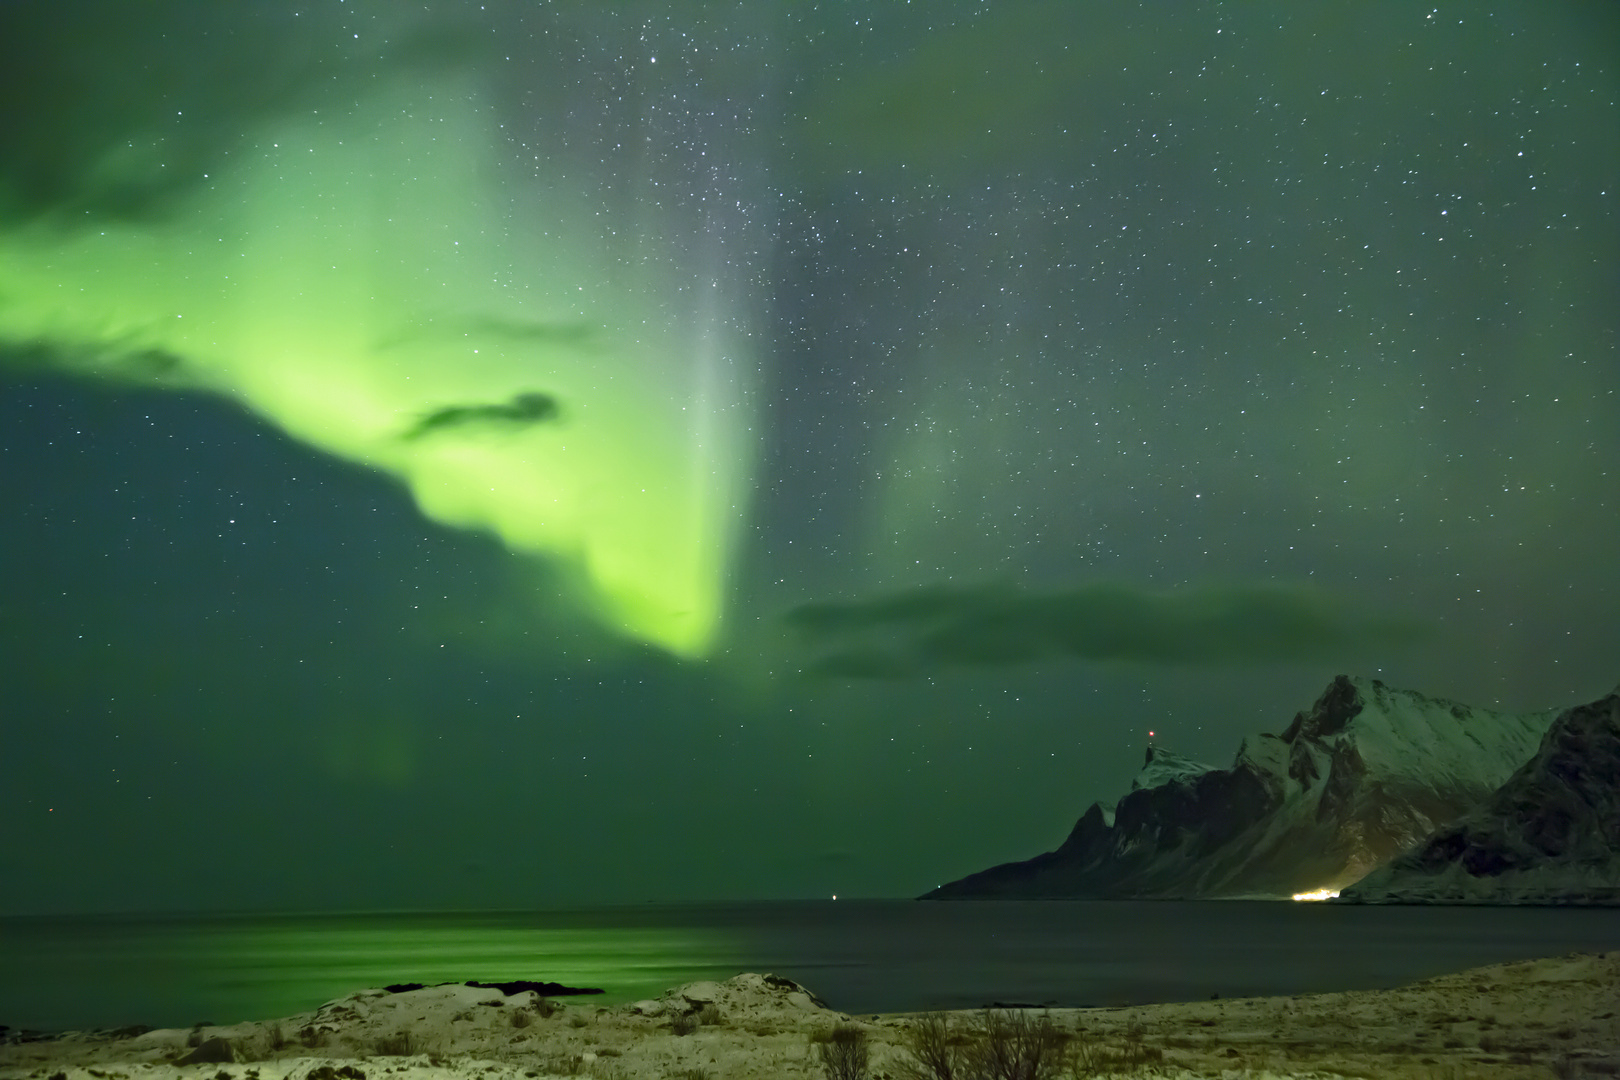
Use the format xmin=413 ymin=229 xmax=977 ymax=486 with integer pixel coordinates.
xmin=2 ymin=1 xmax=1616 ymax=912
xmin=0 ymin=66 xmax=758 ymax=656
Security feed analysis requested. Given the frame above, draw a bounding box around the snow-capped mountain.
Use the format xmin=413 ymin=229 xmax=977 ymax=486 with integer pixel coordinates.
xmin=1131 ymin=745 xmax=1216 ymax=792
xmin=1341 ymin=686 xmax=1620 ymax=904
xmin=924 ymin=675 xmax=1562 ymax=900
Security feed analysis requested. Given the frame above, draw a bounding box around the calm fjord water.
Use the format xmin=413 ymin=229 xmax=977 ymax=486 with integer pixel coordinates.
xmin=5 ymin=901 xmax=1620 ymax=1032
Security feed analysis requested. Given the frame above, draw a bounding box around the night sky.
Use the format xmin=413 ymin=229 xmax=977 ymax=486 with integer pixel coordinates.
xmin=2 ymin=1 xmax=1615 ymax=915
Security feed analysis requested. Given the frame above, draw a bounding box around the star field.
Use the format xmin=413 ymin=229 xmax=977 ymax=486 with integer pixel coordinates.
xmin=1 ymin=1 xmax=1615 ymax=913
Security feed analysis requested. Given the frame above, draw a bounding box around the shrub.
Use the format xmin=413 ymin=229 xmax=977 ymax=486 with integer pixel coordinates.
xmin=535 ymin=996 xmax=558 ymax=1019
xmin=966 ymin=1010 xmax=1066 ymax=1080
xmin=1065 ymin=1023 xmax=1103 ymax=1076
xmin=511 ymin=1008 xmax=532 ymax=1029
xmin=816 ymin=1023 xmax=870 ymax=1080
xmin=671 ymin=1011 xmax=698 ymax=1037
xmin=897 ymin=1012 xmax=961 ymax=1080
xmin=696 ymin=1004 xmax=722 ymax=1027
xmin=538 ymin=1052 xmax=584 ymax=1075
xmin=373 ymin=1030 xmax=417 ymax=1056
xmin=1119 ymin=1022 xmax=1141 ymax=1064
xmin=1109 ymin=1021 xmax=1164 ymax=1072
xmin=266 ymin=1022 xmax=290 ymax=1051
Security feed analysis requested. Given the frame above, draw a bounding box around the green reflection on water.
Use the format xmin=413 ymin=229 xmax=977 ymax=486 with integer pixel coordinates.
xmin=1 ymin=911 xmax=745 ymax=1031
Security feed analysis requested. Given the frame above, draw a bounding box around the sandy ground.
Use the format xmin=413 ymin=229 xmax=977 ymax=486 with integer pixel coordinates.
xmin=3 ymin=953 xmax=1617 ymax=1079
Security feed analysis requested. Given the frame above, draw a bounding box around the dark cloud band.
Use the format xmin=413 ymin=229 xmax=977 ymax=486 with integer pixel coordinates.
xmin=787 ymin=581 xmax=1426 ymax=677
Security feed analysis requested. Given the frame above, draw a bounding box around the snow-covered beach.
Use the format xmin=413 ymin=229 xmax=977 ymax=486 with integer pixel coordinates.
xmin=5 ymin=952 xmax=1616 ymax=1079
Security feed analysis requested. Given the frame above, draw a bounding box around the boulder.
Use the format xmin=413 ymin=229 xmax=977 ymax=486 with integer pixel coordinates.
xmin=677 ymin=981 xmax=721 ymax=1005
xmin=178 ymin=1036 xmax=234 ymax=1064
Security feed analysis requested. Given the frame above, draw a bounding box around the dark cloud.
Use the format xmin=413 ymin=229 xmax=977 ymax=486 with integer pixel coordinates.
xmin=788 ymin=582 xmax=1427 ymax=678
xmin=402 ymin=392 xmax=562 ymax=441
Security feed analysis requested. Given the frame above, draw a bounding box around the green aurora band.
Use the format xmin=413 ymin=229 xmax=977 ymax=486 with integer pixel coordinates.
xmin=0 ymin=81 xmax=755 ymax=657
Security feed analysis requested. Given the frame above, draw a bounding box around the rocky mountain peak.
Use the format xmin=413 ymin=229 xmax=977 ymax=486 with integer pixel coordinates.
xmin=1342 ymin=687 xmax=1620 ymax=904
xmin=926 ymin=675 xmax=1565 ymax=901
xmin=1133 ymin=744 xmax=1217 ymax=792
xmin=1281 ymin=673 xmax=1367 ymax=742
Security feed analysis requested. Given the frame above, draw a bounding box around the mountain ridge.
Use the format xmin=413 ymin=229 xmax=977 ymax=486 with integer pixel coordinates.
xmin=1341 ymin=686 xmax=1620 ymax=904
xmin=924 ymin=675 xmax=1561 ymax=900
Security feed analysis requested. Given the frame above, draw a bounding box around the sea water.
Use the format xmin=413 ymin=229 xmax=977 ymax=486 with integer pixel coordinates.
xmin=4 ymin=900 xmax=1620 ymax=1032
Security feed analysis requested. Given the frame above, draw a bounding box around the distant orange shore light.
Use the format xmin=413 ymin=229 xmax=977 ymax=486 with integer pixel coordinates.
xmin=1291 ymin=887 xmax=1341 ymax=901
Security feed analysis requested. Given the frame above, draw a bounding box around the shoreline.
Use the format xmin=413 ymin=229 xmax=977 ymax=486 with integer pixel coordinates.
xmin=4 ymin=952 xmax=1617 ymax=1079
